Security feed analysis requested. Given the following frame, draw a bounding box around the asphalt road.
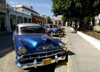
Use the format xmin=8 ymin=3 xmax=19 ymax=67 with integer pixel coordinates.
xmin=1 ymin=27 xmax=100 ymax=72
xmin=0 ymin=28 xmax=68 ymax=72
xmin=0 ymin=34 xmax=13 ymax=52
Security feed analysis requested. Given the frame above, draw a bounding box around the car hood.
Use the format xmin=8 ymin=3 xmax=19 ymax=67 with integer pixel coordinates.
xmin=18 ymin=34 xmax=58 ymax=52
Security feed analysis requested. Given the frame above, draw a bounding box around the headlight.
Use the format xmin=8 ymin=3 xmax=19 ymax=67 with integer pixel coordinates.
xmin=60 ymin=43 xmax=65 ymax=48
xmin=18 ymin=47 xmax=27 ymax=55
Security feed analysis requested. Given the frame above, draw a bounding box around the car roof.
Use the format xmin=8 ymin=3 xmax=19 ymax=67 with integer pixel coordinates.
xmin=17 ymin=23 xmax=42 ymax=27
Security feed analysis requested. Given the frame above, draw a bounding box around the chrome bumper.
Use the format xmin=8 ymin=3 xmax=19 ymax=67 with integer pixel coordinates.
xmin=16 ymin=55 xmax=66 ymax=69
xmin=16 ymin=49 xmax=67 ymax=69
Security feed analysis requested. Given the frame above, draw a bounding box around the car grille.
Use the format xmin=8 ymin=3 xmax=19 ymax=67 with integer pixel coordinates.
xmin=20 ymin=49 xmax=64 ymax=63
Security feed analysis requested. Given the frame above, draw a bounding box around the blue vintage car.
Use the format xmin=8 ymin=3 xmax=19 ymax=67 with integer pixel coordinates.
xmin=43 ymin=24 xmax=64 ymax=37
xmin=13 ymin=23 xmax=68 ymax=69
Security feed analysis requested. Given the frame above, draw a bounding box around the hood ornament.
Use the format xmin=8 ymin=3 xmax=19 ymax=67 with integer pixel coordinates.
xmin=43 ymin=47 xmax=49 ymax=50
xmin=42 ymin=36 xmax=47 ymax=41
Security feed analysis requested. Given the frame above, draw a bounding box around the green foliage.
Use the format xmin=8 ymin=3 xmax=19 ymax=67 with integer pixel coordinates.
xmin=51 ymin=0 xmax=100 ymax=22
xmin=83 ymin=17 xmax=92 ymax=22
xmin=98 ymin=23 xmax=100 ymax=26
xmin=61 ymin=16 xmax=79 ymax=22
xmin=47 ymin=16 xmax=53 ymax=23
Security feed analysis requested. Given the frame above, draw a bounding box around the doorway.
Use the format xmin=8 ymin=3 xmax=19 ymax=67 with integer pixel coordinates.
xmin=0 ymin=18 xmax=5 ymax=31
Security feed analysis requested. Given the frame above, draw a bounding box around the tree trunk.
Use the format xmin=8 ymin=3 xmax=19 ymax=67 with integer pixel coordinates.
xmin=79 ymin=17 xmax=84 ymax=30
xmin=92 ymin=17 xmax=95 ymax=26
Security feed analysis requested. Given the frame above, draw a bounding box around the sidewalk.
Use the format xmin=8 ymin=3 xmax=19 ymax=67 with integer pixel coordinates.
xmin=70 ymin=27 xmax=100 ymax=50
xmin=0 ymin=31 xmax=12 ymax=36
xmin=67 ymin=27 xmax=100 ymax=72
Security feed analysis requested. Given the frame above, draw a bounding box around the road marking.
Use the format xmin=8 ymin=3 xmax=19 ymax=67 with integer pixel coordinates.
xmin=67 ymin=62 xmax=70 ymax=72
xmin=2 ymin=53 xmax=10 ymax=72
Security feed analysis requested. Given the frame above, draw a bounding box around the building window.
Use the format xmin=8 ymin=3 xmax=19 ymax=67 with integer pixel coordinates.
xmin=0 ymin=1 xmax=5 ymax=4
xmin=55 ymin=21 xmax=57 ymax=24
xmin=58 ymin=21 xmax=61 ymax=25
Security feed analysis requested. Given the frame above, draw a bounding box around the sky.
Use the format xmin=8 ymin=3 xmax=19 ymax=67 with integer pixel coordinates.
xmin=6 ymin=0 xmax=57 ymax=18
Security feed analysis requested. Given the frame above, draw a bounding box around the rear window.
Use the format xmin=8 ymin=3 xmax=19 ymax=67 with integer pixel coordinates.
xmin=20 ymin=26 xmax=45 ymax=34
xmin=49 ymin=25 xmax=53 ymax=28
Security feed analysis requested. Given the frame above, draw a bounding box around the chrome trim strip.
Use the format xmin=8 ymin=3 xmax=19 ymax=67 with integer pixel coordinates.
xmin=24 ymin=49 xmax=62 ymax=56
xmin=22 ymin=56 xmax=66 ymax=69
xmin=19 ymin=51 xmax=64 ymax=60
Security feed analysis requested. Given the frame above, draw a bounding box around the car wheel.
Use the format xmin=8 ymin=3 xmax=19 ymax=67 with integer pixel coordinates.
xmin=51 ymin=32 xmax=53 ymax=37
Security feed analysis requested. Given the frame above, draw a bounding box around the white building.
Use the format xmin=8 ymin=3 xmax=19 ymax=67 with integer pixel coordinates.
xmin=0 ymin=0 xmax=46 ymax=32
xmin=7 ymin=4 xmax=32 ymax=32
xmin=95 ymin=14 xmax=100 ymax=26
xmin=52 ymin=17 xmax=65 ymax=26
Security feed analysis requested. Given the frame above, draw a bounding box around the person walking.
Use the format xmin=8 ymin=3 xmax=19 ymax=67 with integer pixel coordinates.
xmin=74 ymin=22 xmax=78 ymax=33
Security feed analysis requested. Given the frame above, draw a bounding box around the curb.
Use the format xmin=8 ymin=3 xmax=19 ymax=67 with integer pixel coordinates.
xmin=70 ymin=28 xmax=100 ymax=50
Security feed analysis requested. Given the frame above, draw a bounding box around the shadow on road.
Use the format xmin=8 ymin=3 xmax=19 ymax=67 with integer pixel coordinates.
xmin=55 ymin=60 xmax=67 ymax=68
xmin=24 ymin=60 xmax=67 ymax=72
xmin=68 ymin=50 xmax=75 ymax=55
xmin=0 ymin=46 xmax=14 ymax=58
xmin=71 ymin=32 xmax=77 ymax=34
xmin=24 ymin=63 xmax=56 ymax=72
xmin=0 ymin=34 xmax=14 ymax=58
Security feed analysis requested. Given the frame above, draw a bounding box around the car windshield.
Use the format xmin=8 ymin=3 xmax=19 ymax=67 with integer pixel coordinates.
xmin=54 ymin=25 xmax=57 ymax=28
xmin=49 ymin=25 xmax=53 ymax=28
xmin=20 ymin=26 xmax=45 ymax=34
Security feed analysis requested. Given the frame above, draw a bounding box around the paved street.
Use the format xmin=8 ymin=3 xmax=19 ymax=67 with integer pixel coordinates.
xmin=1 ymin=27 xmax=100 ymax=72
xmin=0 ymin=28 xmax=68 ymax=72
xmin=0 ymin=34 xmax=13 ymax=51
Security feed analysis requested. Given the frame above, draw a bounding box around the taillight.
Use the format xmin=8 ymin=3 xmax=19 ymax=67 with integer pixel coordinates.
xmin=59 ymin=28 xmax=63 ymax=30
xmin=45 ymin=30 xmax=48 ymax=33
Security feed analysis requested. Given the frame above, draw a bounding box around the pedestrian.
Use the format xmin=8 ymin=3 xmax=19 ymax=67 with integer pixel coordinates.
xmin=74 ymin=22 xmax=78 ymax=33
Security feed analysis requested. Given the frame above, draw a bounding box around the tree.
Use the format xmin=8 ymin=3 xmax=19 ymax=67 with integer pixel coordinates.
xmin=51 ymin=0 xmax=100 ymax=29
xmin=47 ymin=16 xmax=53 ymax=23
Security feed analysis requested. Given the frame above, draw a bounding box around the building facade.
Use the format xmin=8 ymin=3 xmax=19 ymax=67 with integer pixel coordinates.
xmin=0 ymin=0 xmax=7 ymax=31
xmin=16 ymin=5 xmax=46 ymax=26
xmin=0 ymin=0 xmax=46 ymax=32
xmin=40 ymin=15 xmax=48 ymax=24
xmin=95 ymin=14 xmax=100 ymax=26
xmin=52 ymin=17 xmax=65 ymax=26
xmin=6 ymin=4 xmax=32 ymax=32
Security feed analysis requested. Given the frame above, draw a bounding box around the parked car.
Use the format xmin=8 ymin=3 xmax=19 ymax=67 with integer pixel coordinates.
xmin=13 ymin=23 xmax=68 ymax=69
xmin=43 ymin=24 xmax=64 ymax=37
xmin=54 ymin=25 xmax=65 ymax=32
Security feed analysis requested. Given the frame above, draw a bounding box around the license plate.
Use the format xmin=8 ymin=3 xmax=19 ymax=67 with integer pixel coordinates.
xmin=43 ymin=58 xmax=51 ymax=64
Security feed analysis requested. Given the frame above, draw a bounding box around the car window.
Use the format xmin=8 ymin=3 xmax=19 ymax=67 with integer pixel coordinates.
xmin=49 ymin=25 xmax=53 ymax=28
xmin=20 ymin=26 xmax=45 ymax=34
